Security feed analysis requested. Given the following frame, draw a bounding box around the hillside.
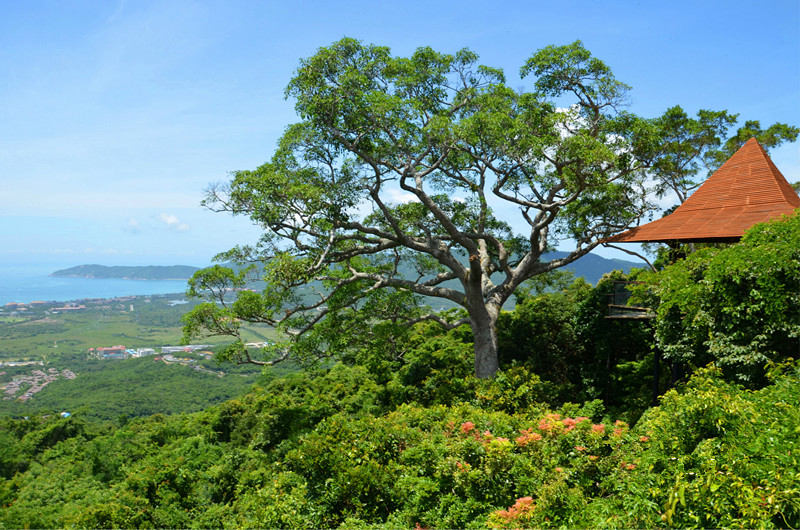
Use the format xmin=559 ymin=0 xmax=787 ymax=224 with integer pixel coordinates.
xmin=51 ymin=264 xmax=200 ymax=280
xmin=2 ymin=214 xmax=798 ymax=527
xmin=548 ymin=251 xmax=639 ymax=284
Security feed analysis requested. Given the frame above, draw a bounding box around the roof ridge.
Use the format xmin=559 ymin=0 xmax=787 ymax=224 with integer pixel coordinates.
xmin=680 ymin=137 xmax=799 ymax=210
xmin=753 ymin=139 xmax=800 ymax=207
xmin=610 ymin=137 xmax=799 ymax=243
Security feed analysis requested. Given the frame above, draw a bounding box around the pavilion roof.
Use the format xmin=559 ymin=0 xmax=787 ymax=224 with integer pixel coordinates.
xmin=610 ymin=138 xmax=799 ymax=243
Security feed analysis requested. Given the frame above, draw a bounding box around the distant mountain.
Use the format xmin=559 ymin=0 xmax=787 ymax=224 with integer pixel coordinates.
xmin=50 ymin=251 xmax=639 ymax=286
xmin=51 ymin=265 xmax=200 ymax=280
xmin=548 ymin=251 xmax=642 ymax=285
xmin=239 ymin=251 xmax=641 ymax=288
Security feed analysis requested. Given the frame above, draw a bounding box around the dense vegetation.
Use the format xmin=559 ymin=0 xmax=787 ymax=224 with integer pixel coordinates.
xmin=0 ymin=356 xmax=797 ymax=527
xmin=1 ymin=213 xmax=798 ymax=527
xmin=0 ymin=356 xmax=266 ymax=422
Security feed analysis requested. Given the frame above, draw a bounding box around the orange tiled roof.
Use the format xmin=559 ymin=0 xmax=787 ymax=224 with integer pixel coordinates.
xmin=610 ymin=138 xmax=799 ymax=243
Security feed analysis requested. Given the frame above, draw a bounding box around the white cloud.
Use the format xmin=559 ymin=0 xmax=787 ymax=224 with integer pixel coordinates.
xmin=386 ymin=188 xmax=418 ymax=204
xmin=158 ymin=213 xmax=189 ymax=232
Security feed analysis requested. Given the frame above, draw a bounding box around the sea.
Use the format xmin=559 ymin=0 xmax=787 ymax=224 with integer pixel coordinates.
xmin=0 ymin=263 xmax=192 ymax=305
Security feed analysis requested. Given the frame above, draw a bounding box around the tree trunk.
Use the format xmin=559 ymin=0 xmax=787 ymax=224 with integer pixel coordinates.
xmin=471 ymin=308 xmax=499 ymax=379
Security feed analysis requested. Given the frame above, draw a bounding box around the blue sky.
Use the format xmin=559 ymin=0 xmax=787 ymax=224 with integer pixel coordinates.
xmin=1 ymin=0 xmax=798 ymax=267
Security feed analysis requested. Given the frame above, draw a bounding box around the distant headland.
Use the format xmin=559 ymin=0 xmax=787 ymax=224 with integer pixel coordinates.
xmin=50 ymin=264 xmax=200 ymax=280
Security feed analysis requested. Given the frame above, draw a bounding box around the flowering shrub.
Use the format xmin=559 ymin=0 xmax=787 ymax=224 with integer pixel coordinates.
xmin=487 ymin=496 xmax=535 ymax=528
xmin=1 ymin=357 xmax=797 ymax=529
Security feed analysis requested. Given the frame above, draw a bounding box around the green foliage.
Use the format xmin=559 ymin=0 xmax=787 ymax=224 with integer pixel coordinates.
xmin=497 ymin=280 xmax=588 ymax=399
xmin=603 ymin=363 xmax=800 ymax=528
xmin=715 ymin=120 xmax=800 ymax=167
xmin=651 ymin=106 xmax=738 ymax=203
xmin=1 ymin=356 xmax=798 ymax=528
xmin=207 ymin=363 xmax=383 ymax=451
xmin=642 ymin=212 xmax=800 ymax=382
xmin=389 ymin=323 xmax=477 ymax=407
xmin=647 ymin=106 xmax=797 ymax=207
xmin=496 ymin=271 xmax=655 ymax=413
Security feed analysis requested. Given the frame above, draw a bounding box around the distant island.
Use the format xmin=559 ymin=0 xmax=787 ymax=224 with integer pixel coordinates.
xmin=51 ymin=264 xmax=200 ymax=280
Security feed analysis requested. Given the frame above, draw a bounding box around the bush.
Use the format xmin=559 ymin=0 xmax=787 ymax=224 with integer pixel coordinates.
xmin=643 ymin=211 xmax=800 ymax=383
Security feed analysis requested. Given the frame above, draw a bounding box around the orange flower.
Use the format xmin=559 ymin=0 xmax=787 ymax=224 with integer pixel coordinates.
xmin=591 ymin=423 xmax=605 ymax=434
xmin=492 ymin=496 xmax=535 ymax=522
xmin=460 ymin=421 xmax=475 ymax=434
xmin=639 ymin=435 xmax=650 ymax=442
xmin=575 ymin=445 xmax=587 ymax=452
xmin=515 ymin=428 xmax=543 ymax=446
xmin=538 ymin=413 xmax=562 ymax=432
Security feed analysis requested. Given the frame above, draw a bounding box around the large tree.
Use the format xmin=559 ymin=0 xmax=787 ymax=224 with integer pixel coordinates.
xmin=184 ymin=39 xmax=674 ymax=378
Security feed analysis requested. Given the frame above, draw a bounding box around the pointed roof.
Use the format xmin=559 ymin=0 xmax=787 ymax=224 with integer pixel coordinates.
xmin=611 ymin=138 xmax=799 ymax=243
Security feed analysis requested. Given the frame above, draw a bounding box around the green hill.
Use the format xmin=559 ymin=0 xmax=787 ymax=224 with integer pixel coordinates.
xmin=51 ymin=264 xmax=200 ymax=280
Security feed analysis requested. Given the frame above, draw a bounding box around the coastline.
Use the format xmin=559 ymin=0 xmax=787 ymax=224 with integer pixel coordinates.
xmin=1 ymin=291 xmax=187 ymax=309
xmin=0 ymin=270 xmax=190 ymax=306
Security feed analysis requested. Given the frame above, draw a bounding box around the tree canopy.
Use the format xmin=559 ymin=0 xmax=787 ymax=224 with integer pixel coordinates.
xmin=182 ymin=38 xmax=791 ymax=378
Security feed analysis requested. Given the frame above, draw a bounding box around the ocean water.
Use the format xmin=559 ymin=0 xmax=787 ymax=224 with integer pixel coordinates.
xmin=0 ymin=264 xmax=191 ymax=305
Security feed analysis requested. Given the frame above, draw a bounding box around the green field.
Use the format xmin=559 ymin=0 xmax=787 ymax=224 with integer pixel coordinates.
xmin=0 ymin=294 xmax=286 ymax=421
xmin=0 ymin=294 xmax=278 ymax=363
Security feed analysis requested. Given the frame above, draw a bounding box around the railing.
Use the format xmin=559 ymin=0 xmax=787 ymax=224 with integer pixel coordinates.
xmin=606 ymin=281 xmax=654 ymax=319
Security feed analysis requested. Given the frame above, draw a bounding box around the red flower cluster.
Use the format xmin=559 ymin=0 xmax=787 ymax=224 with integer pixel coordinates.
xmin=612 ymin=420 xmax=629 ymax=437
xmin=458 ymin=421 xmax=506 ymax=447
xmin=538 ymin=412 xmax=562 ymax=432
xmin=493 ymin=496 xmax=535 ymax=522
xmin=561 ymin=416 xmax=589 ymax=432
xmin=515 ymin=427 xmax=543 ymax=446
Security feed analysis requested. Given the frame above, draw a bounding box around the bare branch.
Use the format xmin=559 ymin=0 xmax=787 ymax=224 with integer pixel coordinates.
xmin=601 ymin=242 xmax=657 ymax=272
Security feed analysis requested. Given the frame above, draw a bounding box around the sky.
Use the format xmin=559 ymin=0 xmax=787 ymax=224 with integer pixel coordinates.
xmin=1 ymin=0 xmax=798 ymax=267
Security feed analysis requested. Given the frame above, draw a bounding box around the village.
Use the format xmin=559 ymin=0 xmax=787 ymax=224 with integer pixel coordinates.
xmin=1 ymin=367 xmax=77 ymax=401
xmin=0 ymin=343 xmax=234 ymax=402
xmin=1 ymin=296 xmax=140 ymax=316
xmin=0 ymin=289 xmax=272 ymax=403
